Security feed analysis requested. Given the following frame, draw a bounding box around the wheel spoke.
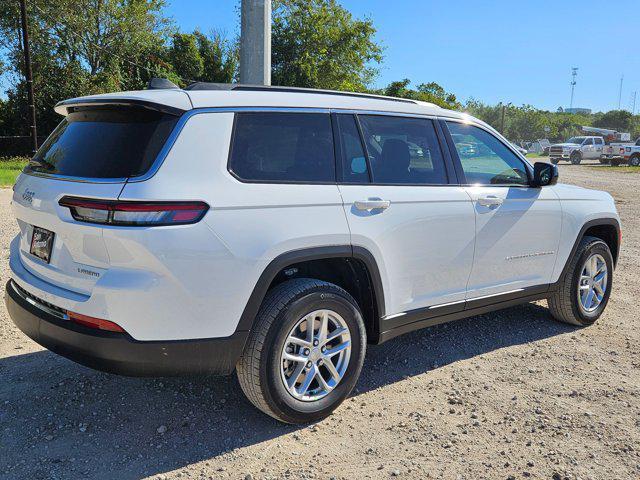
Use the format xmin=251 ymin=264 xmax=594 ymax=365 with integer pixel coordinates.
xmin=323 ymin=358 xmax=341 ymax=382
xmin=585 ymin=288 xmax=596 ymax=309
xmin=288 ymin=335 xmax=312 ymax=349
xmin=287 ymin=362 xmax=306 ymax=389
xmin=283 ymin=351 xmax=307 ymax=364
xmin=317 ymin=311 xmax=329 ymax=344
xmin=324 ymin=326 xmax=348 ymax=345
xmin=297 ymin=365 xmax=317 ymax=396
xmin=325 ymin=340 xmax=351 ymax=357
xmin=315 ymin=370 xmax=333 ymax=392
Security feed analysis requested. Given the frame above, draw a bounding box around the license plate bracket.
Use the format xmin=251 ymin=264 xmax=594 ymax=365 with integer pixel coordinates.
xmin=30 ymin=226 xmax=55 ymax=264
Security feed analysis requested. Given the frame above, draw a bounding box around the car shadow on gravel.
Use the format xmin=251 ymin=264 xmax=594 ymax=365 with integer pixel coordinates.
xmin=0 ymin=302 xmax=574 ymax=480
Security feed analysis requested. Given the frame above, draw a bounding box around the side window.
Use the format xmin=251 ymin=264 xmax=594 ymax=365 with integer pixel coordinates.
xmin=229 ymin=112 xmax=335 ymax=183
xmin=446 ymin=122 xmax=529 ymax=186
xmin=595 ymin=138 xmax=603 ymax=145
xmin=336 ymin=114 xmax=369 ymax=183
xmin=584 ymin=138 xmax=593 ymax=146
xmin=358 ymin=115 xmax=447 ymax=185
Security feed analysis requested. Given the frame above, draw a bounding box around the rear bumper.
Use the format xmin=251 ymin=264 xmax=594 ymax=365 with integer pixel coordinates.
xmin=5 ymin=280 xmax=247 ymax=376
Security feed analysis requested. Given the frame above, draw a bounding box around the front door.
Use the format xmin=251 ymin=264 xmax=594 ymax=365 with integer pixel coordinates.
xmin=444 ymin=121 xmax=562 ymax=301
xmin=335 ymin=114 xmax=476 ymax=321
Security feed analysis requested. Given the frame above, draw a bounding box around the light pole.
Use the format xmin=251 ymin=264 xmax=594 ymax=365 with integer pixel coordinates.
xmin=239 ymin=0 xmax=271 ymax=85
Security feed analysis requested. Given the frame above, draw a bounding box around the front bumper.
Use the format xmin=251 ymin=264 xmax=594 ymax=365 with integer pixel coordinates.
xmin=5 ymin=280 xmax=247 ymax=377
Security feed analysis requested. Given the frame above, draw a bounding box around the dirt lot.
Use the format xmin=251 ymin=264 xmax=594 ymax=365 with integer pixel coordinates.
xmin=1 ymin=163 xmax=639 ymax=480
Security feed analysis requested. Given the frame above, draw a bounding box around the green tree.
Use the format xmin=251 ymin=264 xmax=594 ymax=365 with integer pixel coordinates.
xmin=193 ymin=30 xmax=238 ymax=83
xmin=169 ymin=33 xmax=204 ymax=83
xmin=375 ymin=79 xmax=460 ymax=110
xmin=592 ymin=110 xmax=634 ymax=133
xmin=272 ymin=0 xmax=383 ymax=90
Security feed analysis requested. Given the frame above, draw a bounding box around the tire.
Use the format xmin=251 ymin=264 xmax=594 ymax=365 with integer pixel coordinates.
xmin=599 ymin=157 xmax=609 ymax=165
xmin=236 ymin=278 xmax=366 ymax=424
xmin=548 ymin=236 xmax=613 ymax=326
xmin=610 ymin=159 xmax=622 ymax=167
xmin=570 ymin=151 xmax=582 ymax=165
xmin=629 ymin=155 xmax=640 ymax=167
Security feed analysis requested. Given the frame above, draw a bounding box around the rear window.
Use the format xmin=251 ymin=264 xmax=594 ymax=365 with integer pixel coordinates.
xmin=26 ymin=107 xmax=178 ymax=179
xmin=228 ymin=112 xmax=335 ymax=183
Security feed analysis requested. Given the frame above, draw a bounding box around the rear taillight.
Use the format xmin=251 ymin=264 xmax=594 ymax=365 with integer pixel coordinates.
xmin=67 ymin=311 xmax=126 ymax=333
xmin=58 ymin=197 xmax=209 ymax=226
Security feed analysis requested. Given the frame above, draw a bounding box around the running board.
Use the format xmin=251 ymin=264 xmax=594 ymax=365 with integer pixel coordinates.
xmin=377 ymin=285 xmax=550 ymax=344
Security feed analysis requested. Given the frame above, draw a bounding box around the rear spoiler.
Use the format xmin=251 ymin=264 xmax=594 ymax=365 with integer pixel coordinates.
xmin=54 ymin=97 xmax=189 ymax=117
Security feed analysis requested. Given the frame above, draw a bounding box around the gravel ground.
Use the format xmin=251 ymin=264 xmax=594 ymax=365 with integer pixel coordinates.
xmin=1 ymin=163 xmax=639 ymax=480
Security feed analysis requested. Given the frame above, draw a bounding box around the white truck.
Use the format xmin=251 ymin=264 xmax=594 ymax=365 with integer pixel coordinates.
xmin=548 ymin=136 xmax=605 ymax=164
xmin=601 ymin=137 xmax=640 ymax=166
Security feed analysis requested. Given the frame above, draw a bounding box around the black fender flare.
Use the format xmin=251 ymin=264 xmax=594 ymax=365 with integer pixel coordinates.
xmin=552 ymin=217 xmax=621 ymax=290
xmin=234 ymin=245 xmax=385 ymax=334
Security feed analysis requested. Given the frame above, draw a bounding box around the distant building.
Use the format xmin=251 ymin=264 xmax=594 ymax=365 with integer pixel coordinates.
xmin=564 ymin=107 xmax=592 ymax=114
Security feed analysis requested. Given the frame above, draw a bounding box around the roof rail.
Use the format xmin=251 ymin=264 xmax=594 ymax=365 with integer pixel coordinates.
xmin=183 ymin=82 xmax=418 ymax=105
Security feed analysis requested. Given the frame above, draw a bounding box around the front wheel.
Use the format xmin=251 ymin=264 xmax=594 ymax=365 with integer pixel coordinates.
xmin=548 ymin=236 xmax=613 ymax=326
xmin=629 ymin=155 xmax=640 ymax=167
xmin=570 ymin=151 xmax=582 ymax=165
xmin=236 ymin=278 xmax=366 ymax=424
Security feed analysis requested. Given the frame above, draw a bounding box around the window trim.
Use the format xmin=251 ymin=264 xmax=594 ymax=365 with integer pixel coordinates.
xmin=441 ymin=118 xmax=534 ymax=187
xmin=335 ymin=113 xmax=454 ymax=187
xmin=226 ymin=111 xmax=339 ymax=185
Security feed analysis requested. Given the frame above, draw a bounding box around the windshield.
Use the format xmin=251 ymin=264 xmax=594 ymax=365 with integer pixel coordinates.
xmin=566 ymin=137 xmax=586 ymax=145
xmin=26 ymin=106 xmax=178 ymax=179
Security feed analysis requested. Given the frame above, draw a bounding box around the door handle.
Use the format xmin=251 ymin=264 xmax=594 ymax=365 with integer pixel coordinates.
xmin=354 ymin=199 xmax=391 ymax=211
xmin=477 ymin=195 xmax=503 ymax=207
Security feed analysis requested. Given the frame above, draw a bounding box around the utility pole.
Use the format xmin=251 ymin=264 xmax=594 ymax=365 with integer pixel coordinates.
xmin=632 ymin=91 xmax=637 ymax=115
xmin=617 ymin=74 xmax=624 ymax=110
xmin=500 ymin=104 xmax=506 ymax=134
xmin=19 ymin=0 xmax=38 ymax=154
xmin=569 ymin=67 xmax=578 ymax=110
xmin=239 ymin=0 xmax=271 ymax=85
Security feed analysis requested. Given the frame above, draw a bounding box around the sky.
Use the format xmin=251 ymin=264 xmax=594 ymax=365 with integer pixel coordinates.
xmin=165 ymin=0 xmax=640 ymax=113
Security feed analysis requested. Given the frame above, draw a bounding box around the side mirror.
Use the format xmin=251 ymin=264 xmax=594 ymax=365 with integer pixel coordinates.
xmin=532 ymin=162 xmax=558 ymax=187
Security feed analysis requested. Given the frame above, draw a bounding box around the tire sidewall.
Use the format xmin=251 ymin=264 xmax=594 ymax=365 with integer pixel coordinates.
xmin=630 ymin=155 xmax=640 ymax=167
xmin=260 ymin=289 xmax=366 ymax=423
xmin=569 ymin=240 xmax=613 ymax=325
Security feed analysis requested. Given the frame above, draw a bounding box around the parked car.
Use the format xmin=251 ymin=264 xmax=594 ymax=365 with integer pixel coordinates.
xmin=601 ymin=137 xmax=640 ymax=166
xmin=5 ymin=82 xmax=621 ymax=424
xmin=549 ymin=136 xmax=605 ymax=164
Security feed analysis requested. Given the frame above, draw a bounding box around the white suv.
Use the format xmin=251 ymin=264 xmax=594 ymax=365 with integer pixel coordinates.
xmin=5 ymin=83 xmax=621 ymax=424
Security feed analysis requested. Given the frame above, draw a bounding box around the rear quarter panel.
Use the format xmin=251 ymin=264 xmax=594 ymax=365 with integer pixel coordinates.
xmin=117 ymin=112 xmax=350 ymax=340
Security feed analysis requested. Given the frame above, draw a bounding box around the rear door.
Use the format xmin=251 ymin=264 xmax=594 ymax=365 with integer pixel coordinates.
xmin=11 ymin=105 xmax=179 ymax=295
xmin=443 ymin=120 xmax=561 ymax=301
xmin=335 ymin=113 xmax=476 ymax=325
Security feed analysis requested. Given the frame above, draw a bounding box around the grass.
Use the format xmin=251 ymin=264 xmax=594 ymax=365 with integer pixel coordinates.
xmin=0 ymin=156 xmax=28 ymax=187
xmin=590 ymin=166 xmax=640 ymax=173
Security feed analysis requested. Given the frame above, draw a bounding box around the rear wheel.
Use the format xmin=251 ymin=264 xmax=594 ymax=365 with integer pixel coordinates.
xmin=610 ymin=159 xmax=623 ymax=167
xmin=629 ymin=155 xmax=640 ymax=167
xmin=570 ymin=151 xmax=582 ymax=165
xmin=548 ymin=236 xmax=613 ymax=326
xmin=599 ymin=157 xmax=609 ymax=165
xmin=236 ymin=278 xmax=366 ymax=424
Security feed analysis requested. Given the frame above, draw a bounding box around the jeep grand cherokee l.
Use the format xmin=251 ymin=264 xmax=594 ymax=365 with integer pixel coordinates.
xmin=5 ymin=83 xmax=621 ymax=424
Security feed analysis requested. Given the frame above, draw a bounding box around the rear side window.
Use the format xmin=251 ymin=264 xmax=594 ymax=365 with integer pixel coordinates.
xmin=229 ymin=113 xmax=335 ymax=183
xmin=27 ymin=107 xmax=178 ymax=179
xmin=358 ymin=115 xmax=447 ymax=185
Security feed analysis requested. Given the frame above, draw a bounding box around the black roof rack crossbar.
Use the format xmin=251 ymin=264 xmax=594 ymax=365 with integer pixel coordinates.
xmin=183 ymin=82 xmax=417 ymax=105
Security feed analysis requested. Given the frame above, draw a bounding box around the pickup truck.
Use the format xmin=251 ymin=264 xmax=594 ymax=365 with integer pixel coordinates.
xmin=549 ymin=136 xmax=604 ymax=165
xmin=601 ymin=138 xmax=640 ymax=166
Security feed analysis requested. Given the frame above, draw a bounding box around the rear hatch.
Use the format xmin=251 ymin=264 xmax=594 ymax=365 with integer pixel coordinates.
xmin=12 ymin=105 xmax=179 ymax=295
